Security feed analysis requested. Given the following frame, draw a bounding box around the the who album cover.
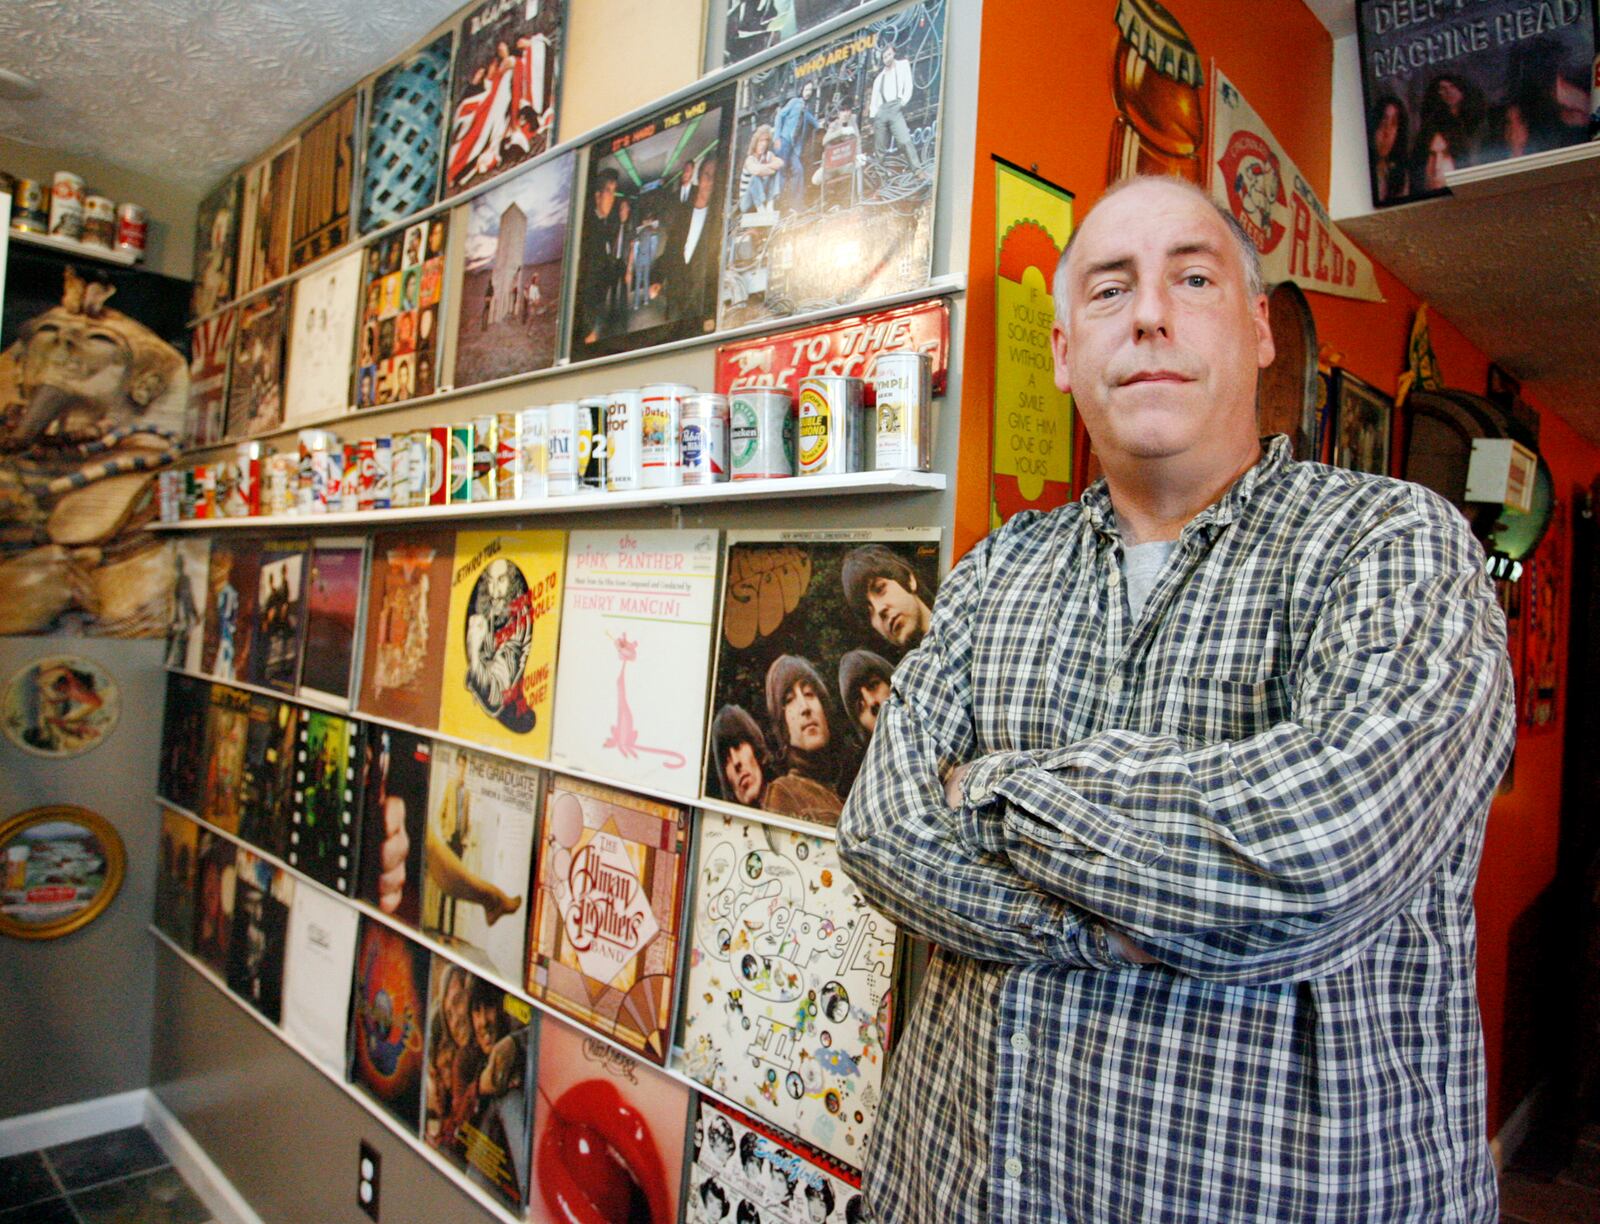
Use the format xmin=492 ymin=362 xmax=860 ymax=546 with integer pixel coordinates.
xmin=289 ymin=89 xmax=361 ymax=271
xmin=550 ymin=530 xmax=720 ymax=799
xmin=192 ymin=174 xmax=242 ymax=318
xmin=676 ymin=811 xmax=897 ymax=1168
xmin=360 ymin=32 xmax=456 ymax=234
xmin=158 ymin=672 xmax=210 ymax=814
xmin=349 ymin=917 xmax=432 ymax=1133
xmin=717 ymin=0 xmax=945 ymax=330
xmin=1357 ymin=0 xmax=1594 ymax=207
xmin=357 ymin=528 xmax=456 ymax=728
xmin=529 ymin=1012 xmax=690 ymax=1224
xmin=281 ymin=884 xmax=360 ymax=1075
xmin=200 ymin=536 xmax=261 ymax=684
xmin=357 ymin=724 xmax=432 ymax=929
xmin=298 ymin=536 xmax=369 ymax=706
xmin=438 ymin=528 xmax=565 ymax=759
xmin=238 ymin=692 xmax=298 ymax=859
xmin=568 ymin=87 xmax=733 ymax=363
xmin=225 ymin=287 xmax=289 ymax=439
xmin=199 ymin=683 xmax=251 ymax=834
xmin=238 ymin=140 xmax=297 ymax=295
xmin=422 ymin=958 xmax=536 ymax=1213
xmin=452 ymin=150 xmax=573 ymax=389
xmin=444 ymin=0 xmax=565 ymax=196
xmin=719 ymin=0 xmax=874 ymax=66
xmin=247 ymin=539 xmax=310 ymax=694
xmin=166 ymin=536 xmax=211 ymax=673
xmin=226 ymin=850 xmax=294 ymax=1024
xmin=284 ymin=249 xmax=363 ymax=427
xmin=421 ymin=744 xmax=539 ymax=983
xmin=186 ymin=307 xmax=235 ymax=448
xmin=355 ymin=213 xmax=447 ymax=407
xmin=689 ymin=1096 xmax=866 ymax=1224
xmin=703 ymin=529 xmax=940 ymax=828
xmin=526 ymin=775 xmax=690 ymax=1065
xmin=290 ymin=709 xmax=360 ymax=895
xmin=193 ymin=831 xmax=239 ymax=976
xmin=155 ymin=808 xmax=200 ymax=951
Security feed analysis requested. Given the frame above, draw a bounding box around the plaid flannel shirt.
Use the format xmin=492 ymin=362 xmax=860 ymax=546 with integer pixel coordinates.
xmin=838 ymin=437 xmax=1515 ymax=1223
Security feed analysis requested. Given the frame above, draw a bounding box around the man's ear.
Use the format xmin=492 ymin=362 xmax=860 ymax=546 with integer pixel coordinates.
xmin=1252 ymin=293 xmax=1275 ymax=370
xmin=1051 ymin=321 xmax=1072 ymax=395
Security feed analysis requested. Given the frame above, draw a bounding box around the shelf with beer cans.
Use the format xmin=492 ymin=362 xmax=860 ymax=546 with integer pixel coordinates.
xmin=148 ymin=467 xmax=946 ymax=531
xmin=10 ymin=226 xmax=141 ymax=267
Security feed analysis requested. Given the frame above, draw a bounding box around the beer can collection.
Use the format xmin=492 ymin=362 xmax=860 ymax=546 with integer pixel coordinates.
xmin=730 ymin=388 xmax=795 ymax=481
xmin=356 ymin=439 xmax=377 ymax=511
xmin=448 ymin=425 xmax=474 ymax=503
xmin=81 ymin=194 xmax=115 ymax=249
xmin=605 ymin=390 xmax=643 ymax=492
xmin=576 ymin=396 xmax=607 ymax=490
xmin=519 ymin=406 xmax=548 ymax=499
xmin=495 ymin=412 xmax=521 ymax=500
xmin=391 ymin=431 xmax=413 ymax=507
xmin=679 ymin=393 xmax=729 ymax=485
xmin=48 ymin=171 xmax=84 ymax=241
xmin=372 ymin=436 xmax=393 ymax=509
xmin=546 ymin=401 xmax=581 ymax=496
xmin=428 ymin=428 xmax=450 ymax=505
xmin=472 ymin=415 xmax=497 ymax=502
xmin=115 ymin=203 xmax=148 ymax=258
xmin=872 ymin=351 xmax=933 ymax=471
xmin=408 ymin=432 xmax=430 ymax=507
xmin=797 ymin=376 xmax=866 ymax=476
xmin=640 ymin=383 xmax=692 ymax=489
xmin=11 ymin=179 xmax=46 ymax=233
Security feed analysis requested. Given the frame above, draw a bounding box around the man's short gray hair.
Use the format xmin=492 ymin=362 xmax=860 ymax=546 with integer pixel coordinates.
xmin=1051 ymin=176 xmax=1265 ymax=326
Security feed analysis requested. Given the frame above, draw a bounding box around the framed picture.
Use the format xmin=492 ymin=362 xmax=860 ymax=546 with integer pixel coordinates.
xmin=0 ymin=806 xmax=126 ymax=940
xmin=1 ymin=655 xmax=120 ymax=758
xmin=1330 ymin=369 xmax=1393 ymax=476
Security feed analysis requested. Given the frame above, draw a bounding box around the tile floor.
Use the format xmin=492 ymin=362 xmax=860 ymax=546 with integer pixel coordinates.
xmin=0 ymin=1127 xmax=211 ymax=1224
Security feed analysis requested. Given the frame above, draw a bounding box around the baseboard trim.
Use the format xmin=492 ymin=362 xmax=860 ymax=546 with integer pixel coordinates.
xmin=1490 ymin=1080 xmax=1547 ymax=1172
xmin=144 ymin=1091 xmax=264 ymax=1224
xmin=0 ymin=1089 xmax=147 ymax=1158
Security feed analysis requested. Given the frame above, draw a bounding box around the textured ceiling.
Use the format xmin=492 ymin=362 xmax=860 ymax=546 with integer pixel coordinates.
xmin=0 ymin=0 xmax=466 ymax=193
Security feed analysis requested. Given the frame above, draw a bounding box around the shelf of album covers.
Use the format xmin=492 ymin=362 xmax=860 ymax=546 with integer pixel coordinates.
xmin=181 ymin=0 xmax=919 ymax=338
xmin=150 ymin=468 xmax=948 ymax=532
xmin=176 ymin=277 xmax=966 ymax=461
xmin=160 ymin=663 xmax=843 ymax=845
xmin=148 ymin=798 xmax=872 ymax=1183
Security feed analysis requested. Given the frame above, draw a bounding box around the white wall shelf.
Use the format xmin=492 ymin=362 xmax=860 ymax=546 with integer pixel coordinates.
xmin=10 ymin=227 xmax=140 ymax=267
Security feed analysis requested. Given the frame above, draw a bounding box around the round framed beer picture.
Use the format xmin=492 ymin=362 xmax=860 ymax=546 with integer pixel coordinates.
xmin=1 ymin=655 xmax=121 ymax=759
xmin=0 ymin=806 xmax=125 ymax=940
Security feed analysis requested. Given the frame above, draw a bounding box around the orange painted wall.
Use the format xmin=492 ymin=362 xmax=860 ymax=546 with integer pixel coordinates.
xmin=960 ymin=0 xmax=1600 ymax=1134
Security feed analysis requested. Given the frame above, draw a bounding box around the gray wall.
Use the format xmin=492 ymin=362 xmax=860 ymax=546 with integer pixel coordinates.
xmin=0 ymin=635 xmax=165 ymax=1119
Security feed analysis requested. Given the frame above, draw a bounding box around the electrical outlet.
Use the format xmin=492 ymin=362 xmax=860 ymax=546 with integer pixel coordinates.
xmin=358 ymin=1140 xmax=381 ymax=1221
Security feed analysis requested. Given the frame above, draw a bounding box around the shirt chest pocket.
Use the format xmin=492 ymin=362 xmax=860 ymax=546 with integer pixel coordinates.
xmin=1165 ymin=673 xmax=1293 ymax=748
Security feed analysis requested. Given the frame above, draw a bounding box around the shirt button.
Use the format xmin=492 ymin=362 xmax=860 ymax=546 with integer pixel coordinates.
xmin=1009 ymin=1031 xmax=1030 ymax=1053
xmin=1004 ymin=1157 xmax=1024 ymax=1179
xmin=1106 ymin=674 xmax=1123 ymax=695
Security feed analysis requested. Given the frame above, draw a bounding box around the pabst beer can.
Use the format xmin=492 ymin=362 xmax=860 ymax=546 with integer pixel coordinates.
xmin=730 ymin=388 xmax=794 ymax=481
xmin=577 ymin=396 xmax=607 ymax=490
xmin=679 ymin=393 xmax=729 ymax=485
xmin=48 ymin=171 xmax=84 ymax=241
xmin=605 ymin=390 xmax=643 ymax=492
xmin=640 ymin=382 xmax=692 ymax=489
xmin=115 ymin=203 xmax=148 ymax=258
xmin=871 ymin=351 xmax=933 ymax=471
xmin=546 ymin=401 xmax=581 ymax=496
xmin=797 ymin=376 xmax=866 ymax=476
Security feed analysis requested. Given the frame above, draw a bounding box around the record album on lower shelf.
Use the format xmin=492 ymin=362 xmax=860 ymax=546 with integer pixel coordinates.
xmin=239 ymin=692 xmax=298 ymax=858
xmin=349 ymin=916 xmax=432 ymax=1134
xmin=227 ymin=850 xmax=294 ymax=1025
xmin=250 ymin=539 xmax=311 ymax=694
xmin=299 ymin=536 xmax=369 ymax=706
xmin=357 ymin=723 xmax=433 ymax=929
xmin=200 ymin=684 xmax=251 ymax=835
xmin=158 ymin=672 xmax=210 ymax=815
xmin=690 ymin=1096 xmax=866 ymax=1224
xmin=193 ymin=831 xmax=239 ymax=977
xmin=358 ymin=528 xmax=456 ymax=730
xmin=290 ymin=710 xmax=360 ymax=895
xmin=281 ymin=885 xmax=360 ymax=1075
xmin=167 ymin=539 xmax=211 ymax=674
xmin=202 ymin=538 xmax=261 ymax=684
xmin=155 ymin=808 xmax=199 ymax=951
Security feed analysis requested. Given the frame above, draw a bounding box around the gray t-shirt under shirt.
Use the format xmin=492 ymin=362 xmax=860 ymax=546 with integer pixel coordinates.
xmin=1122 ymin=539 xmax=1177 ymax=620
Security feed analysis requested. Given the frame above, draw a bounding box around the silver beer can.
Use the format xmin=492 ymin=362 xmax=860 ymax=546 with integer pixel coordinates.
xmin=546 ymin=401 xmax=581 ymax=496
xmin=729 ymin=388 xmax=794 ymax=481
xmin=679 ymin=393 xmax=730 ymax=485
xmin=797 ymin=375 xmax=866 ymax=476
xmin=519 ymin=406 xmax=549 ymax=499
xmin=871 ymin=351 xmax=933 ymax=471
xmin=605 ymin=389 xmax=643 ymax=492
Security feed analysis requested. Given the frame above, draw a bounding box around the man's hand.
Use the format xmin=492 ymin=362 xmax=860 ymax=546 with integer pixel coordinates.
xmin=377 ymin=796 xmax=410 ymax=914
xmin=942 ymin=760 xmax=974 ymax=810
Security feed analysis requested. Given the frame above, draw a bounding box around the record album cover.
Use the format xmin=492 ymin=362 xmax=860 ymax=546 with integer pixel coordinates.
xmin=355 ymin=214 xmax=447 ymax=407
xmin=226 ymin=850 xmax=294 ymax=1024
xmin=166 ymin=537 xmax=211 ymax=673
xmin=526 ymin=775 xmax=689 ymax=1064
xmin=238 ymin=692 xmax=299 ymax=858
xmin=445 ymin=0 xmax=565 ymax=195
xmin=452 ymin=151 xmax=574 ymax=389
xmin=676 ymin=812 xmax=896 ymax=1167
xmin=349 ymin=917 xmax=432 ymax=1133
xmin=193 ymin=831 xmax=239 ymax=976
xmin=704 ymin=529 xmax=940 ymax=827
xmin=357 ymin=724 xmax=432 ymax=928
xmin=158 ymin=672 xmax=211 ymax=814
xmin=717 ymin=0 xmax=945 ymax=329
xmin=689 ymin=1096 xmax=866 ymax=1223
xmin=281 ymin=885 xmax=361 ymax=1074
xmin=422 ymin=744 xmax=539 ymax=983
xmin=550 ymin=529 xmax=719 ymax=798
xmin=249 ymin=539 xmax=310 ymax=693
xmin=155 ymin=808 xmax=200 ymax=950
xmin=284 ymin=250 xmax=363 ymax=426
xmin=238 ymin=141 xmax=297 ymax=295
xmin=529 ymin=1013 xmax=690 ymax=1224
xmin=290 ymin=709 xmax=360 ymax=895
xmin=423 ymin=958 xmax=536 ymax=1213
xmin=357 ymin=528 xmax=455 ymax=728
xmin=226 ymin=287 xmax=289 ymax=438
xmin=299 ymin=536 xmax=368 ymax=705
xmin=200 ymin=537 xmax=261 ymax=683
xmin=192 ymin=173 xmax=242 ymax=317
xmin=438 ymin=528 xmax=565 ymax=758
xmin=290 ymin=89 xmax=360 ymax=271
xmin=199 ymin=683 xmax=251 ymax=834
xmin=186 ymin=307 xmax=235 ymax=447
xmin=720 ymin=0 xmax=874 ymax=65
xmin=360 ymin=32 xmax=456 ymax=234
xmin=570 ymin=88 xmax=733 ymax=362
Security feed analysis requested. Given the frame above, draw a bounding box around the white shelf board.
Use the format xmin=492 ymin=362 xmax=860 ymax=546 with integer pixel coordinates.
xmin=1443 ymin=141 xmax=1600 ymax=200
xmin=150 ymin=469 xmax=946 ymax=531
xmin=10 ymin=226 xmax=139 ymax=266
